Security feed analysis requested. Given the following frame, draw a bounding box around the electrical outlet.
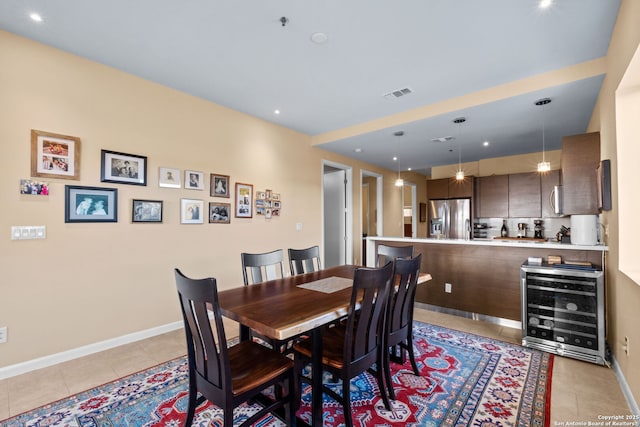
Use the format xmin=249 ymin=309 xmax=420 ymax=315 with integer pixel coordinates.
xmin=445 ymin=283 xmax=452 ymax=293
xmin=0 ymin=326 xmax=7 ymax=344
xmin=624 ymin=336 xmax=629 ymax=356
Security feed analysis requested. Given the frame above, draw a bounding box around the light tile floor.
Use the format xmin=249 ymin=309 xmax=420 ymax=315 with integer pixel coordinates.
xmin=0 ymin=309 xmax=633 ymax=423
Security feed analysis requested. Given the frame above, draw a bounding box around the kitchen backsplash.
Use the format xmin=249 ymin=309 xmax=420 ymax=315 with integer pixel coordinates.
xmin=476 ymin=217 xmax=572 ymax=241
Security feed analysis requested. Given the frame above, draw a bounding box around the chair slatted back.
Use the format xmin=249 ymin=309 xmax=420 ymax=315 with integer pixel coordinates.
xmin=288 ymin=246 xmax=322 ymax=275
xmin=388 ymin=254 xmax=422 ymax=341
xmin=376 ymin=244 xmax=414 ymax=267
xmin=174 ymin=269 xmax=229 ymax=394
xmin=343 ymin=262 xmax=393 ymax=374
xmin=241 ymin=249 xmax=285 ymax=285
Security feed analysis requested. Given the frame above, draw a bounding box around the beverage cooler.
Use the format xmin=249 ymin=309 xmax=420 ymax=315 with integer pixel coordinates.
xmin=520 ymin=263 xmax=607 ymax=365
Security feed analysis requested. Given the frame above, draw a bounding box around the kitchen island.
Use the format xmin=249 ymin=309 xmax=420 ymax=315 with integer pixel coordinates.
xmin=366 ymin=236 xmax=607 ymax=323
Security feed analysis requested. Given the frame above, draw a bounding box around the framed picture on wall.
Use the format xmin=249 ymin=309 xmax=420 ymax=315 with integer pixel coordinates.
xmin=209 ymin=202 xmax=231 ymax=223
xmin=159 ymin=167 xmax=181 ymax=188
xmin=31 ymin=129 xmax=81 ymax=180
xmin=181 ymin=198 xmax=204 ymax=224
xmin=100 ymin=150 xmax=147 ymax=186
xmin=65 ymin=185 xmax=117 ymax=223
xmin=235 ymin=183 xmax=253 ymax=218
xmin=210 ymin=173 xmax=230 ymax=197
xmin=185 ymin=170 xmax=205 ymax=190
xmin=132 ymin=199 xmax=163 ymax=223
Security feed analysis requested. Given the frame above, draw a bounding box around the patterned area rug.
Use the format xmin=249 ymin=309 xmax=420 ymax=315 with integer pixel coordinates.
xmin=1 ymin=322 xmax=553 ymax=427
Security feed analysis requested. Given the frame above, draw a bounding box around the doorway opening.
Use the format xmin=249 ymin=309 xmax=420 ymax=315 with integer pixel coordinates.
xmin=323 ymin=161 xmax=353 ymax=268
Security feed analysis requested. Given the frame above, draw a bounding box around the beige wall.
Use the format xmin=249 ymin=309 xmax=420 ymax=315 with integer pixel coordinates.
xmin=586 ymin=0 xmax=640 ymax=406
xmin=0 ymin=30 xmax=402 ymax=368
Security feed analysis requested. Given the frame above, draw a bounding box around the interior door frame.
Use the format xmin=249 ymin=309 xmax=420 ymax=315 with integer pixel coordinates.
xmin=361 ymin=169 xmax=383 ymax=237
xmin=403 ymin=181 xmax=418 ymax=238
xmin=322 ymin=160 xmax=353 ymax=265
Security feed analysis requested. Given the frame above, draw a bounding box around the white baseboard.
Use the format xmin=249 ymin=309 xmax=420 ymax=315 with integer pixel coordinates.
xmin=611 ymin=354 xmax=640 ymax=415
xmin=0 ymin=321 xmax=183 ymax=380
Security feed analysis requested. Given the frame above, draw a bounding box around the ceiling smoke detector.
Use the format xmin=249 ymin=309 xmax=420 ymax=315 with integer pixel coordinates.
xmin=383 ymin=87 xmax=413 ymax=100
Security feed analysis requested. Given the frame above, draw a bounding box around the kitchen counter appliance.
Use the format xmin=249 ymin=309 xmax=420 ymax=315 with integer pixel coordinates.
xmin=521 ymin=263 xmax=606 ymax=365
xmin=428 ymin=198 xmax=471 ymax=240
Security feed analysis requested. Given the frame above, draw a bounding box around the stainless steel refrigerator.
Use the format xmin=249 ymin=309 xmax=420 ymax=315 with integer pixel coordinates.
xmin=428 ymin=198 xmax=471 ymax=239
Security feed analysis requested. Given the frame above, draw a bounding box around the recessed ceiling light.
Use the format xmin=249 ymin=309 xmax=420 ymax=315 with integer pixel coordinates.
xmin=393 ymin=156 xmax=398 ymax=161
xmin=310 ymin=32 xmax=328 ymax=44
xmin=539 ymin=0 xmax=552 ymax=9
xmin=29 ymin=12 xmax=43 ymax=22
xmin=483 ymin=141 xmax=490 ymax=147
xmin=354 ymin=148 xmax=362 ymax=153
xmin=274 ymin=109 xmax=280 ymax=115
xmin=408 ymin=167 xmax=412 ymax=171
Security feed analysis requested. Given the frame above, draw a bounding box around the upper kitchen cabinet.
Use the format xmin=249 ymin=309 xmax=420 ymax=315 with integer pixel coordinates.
xmin=561 ymin=132 xmax=600 ymax=215
xmin=426 ymin=178 xmax=449 ymax=199
xmin=427 ymin=177 xmax=473 ymax=199
xmin=508 ymin=172 xmax=541 ymax=218
xmin=449 ymin=177 xmax=473 ymax=198
xmin=476 ymin=175 xmax=509 ymax=218
xmin=540 ymin=169 xmax=562 ymax=218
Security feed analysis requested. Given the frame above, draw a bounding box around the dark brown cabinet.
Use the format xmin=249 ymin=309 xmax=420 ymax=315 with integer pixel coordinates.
xmin=561 ymin=132 xmax=600 ymax=215
xmin=508 ymin=172 xmax=541 ymax=218
xmin=427 ymin=177 xmax=473 ymax=199
xmin=476 ymin=175 xmax=509 ymax=218
xmin=426 ymin=178 xmax=449 ymax=199
xmin=540 ymin=169 xmax=561 ymax=218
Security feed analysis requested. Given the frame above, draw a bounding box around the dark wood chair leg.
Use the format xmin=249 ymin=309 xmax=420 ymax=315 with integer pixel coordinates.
xmin=342 ymin=378 xmax=354 ymax=427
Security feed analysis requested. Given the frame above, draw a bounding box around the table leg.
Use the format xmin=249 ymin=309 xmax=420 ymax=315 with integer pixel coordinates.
xmin=311 ymin=327 xmax=323 ymax=427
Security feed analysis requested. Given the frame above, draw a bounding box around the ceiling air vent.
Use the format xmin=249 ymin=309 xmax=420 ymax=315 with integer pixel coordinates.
xmin=383 ymin=87 xmax=413 ymax=100
xmin=431 ymin=136 xmax=454 ymax=143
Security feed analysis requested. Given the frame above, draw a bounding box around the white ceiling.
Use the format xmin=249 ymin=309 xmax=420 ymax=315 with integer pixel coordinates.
xmin=0 ymin=0 xmax=621 ymax=175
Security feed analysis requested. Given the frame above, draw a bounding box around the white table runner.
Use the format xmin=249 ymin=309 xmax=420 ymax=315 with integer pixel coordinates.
xmin=297 ymin=276 xmax=353 ymax=293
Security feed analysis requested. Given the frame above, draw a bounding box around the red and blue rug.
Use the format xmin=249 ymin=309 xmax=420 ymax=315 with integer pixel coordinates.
xmin=1 ymin=322 xmax=553 ymax=427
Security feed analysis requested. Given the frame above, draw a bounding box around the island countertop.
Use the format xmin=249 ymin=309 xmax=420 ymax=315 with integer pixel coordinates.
xmin=366 ymin=236 xmax=607 ymax=252
xmin=364 ymin=236 xmax=607 ymax=322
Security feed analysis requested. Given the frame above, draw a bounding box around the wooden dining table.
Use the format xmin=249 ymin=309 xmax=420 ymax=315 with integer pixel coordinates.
xmin=217 ymin=264 xmax=359 ymax=427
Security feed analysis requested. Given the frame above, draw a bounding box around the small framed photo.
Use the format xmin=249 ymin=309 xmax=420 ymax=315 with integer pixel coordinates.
xmin=132 ymin=199 xmax=163 ymax=223
xmin=272 ymin=193 xmax=280 ymax=202
xmin=181 ymin=198 xmax=204 ymax=224
xmin=210 ymin=174 xmax=230 ymax=197
xmin=31 ymin=129 xmax=81 ymax=180
xmin=185 ymin=170 xmax=204 ymax=190
xmin=20 ymin=179 xmax=49 ymax=196
xmin=65 ymin=185 xmax=117 ymax=223
xmin=209 ymin=202 xmax=231 ymax=224
xmin=100 ymin=150 xmax=147 ymax=186
xmin=235 ymin=183 xmax=253 ymax=218
xmin=257 ymin=191 xmax=266 ymax=200
xmin=159 ymin=167 xmax=181 ymax=188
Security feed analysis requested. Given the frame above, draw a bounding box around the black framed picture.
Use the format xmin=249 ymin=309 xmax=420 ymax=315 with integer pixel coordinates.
xmin=100 ymin=150 xmax=147 ymax=186
xmin=65 ymin=185 xmax=118 ymax=223
xmin=132 ymin=199 xmax=163 ymax=223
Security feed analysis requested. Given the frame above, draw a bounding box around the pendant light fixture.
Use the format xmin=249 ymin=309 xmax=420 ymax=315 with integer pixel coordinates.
xmin=453 ymin=117 xmax=466 ymax=180
xmin=535 ymin=98 xmax=552 ymax=173
xmin=394 ymin=156 xmax=404 ymax=187
xmin=393 ymin=131 xmax=404 ymax=187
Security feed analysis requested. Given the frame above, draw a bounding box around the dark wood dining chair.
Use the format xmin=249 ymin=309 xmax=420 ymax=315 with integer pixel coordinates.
xmin=241 ymin=249 xmax=285 ymax=285
xmin=383 ymin=254 xmax=422 ymax=400
xmin=292 ymin=262 xmax=394 ymax=427
xmin=288 ymin=245 xmax=322 ymax=275
xmin=174 ymin=269 xmax=295 ymax=427
xmin=240 ymin=249 xmax=294 ymax=352
xmin=376 ymin=244 xmax=414 ymax=267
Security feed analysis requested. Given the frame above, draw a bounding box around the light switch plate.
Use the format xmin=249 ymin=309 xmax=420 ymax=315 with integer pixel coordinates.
xmin=11 ymin=225 xmax=46 ymax=240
